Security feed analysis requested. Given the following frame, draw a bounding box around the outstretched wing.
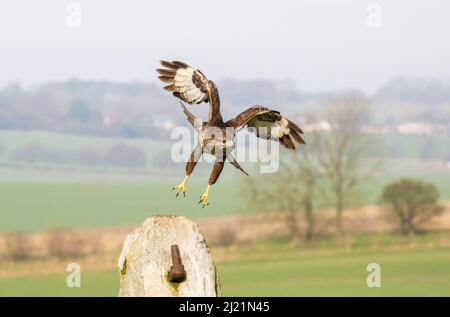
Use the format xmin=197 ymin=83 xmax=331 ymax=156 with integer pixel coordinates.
xmin=226 ymin=105 xmax=305 ymax=150
xmin=157 ymin=60 xmax=210 ymax=104
xmin=157 ymin=60 xmax=223 ymax=123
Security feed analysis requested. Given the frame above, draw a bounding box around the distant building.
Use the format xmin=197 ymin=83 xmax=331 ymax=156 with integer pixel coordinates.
xmin=303 ymin=120 xmax=331 ymax=132
xmin=397 ymin=122 xmax=434 ymax=135
xmin=361 ymin=125 xmax=390 ymax=134
xmin=102 ymin=112 xmax=116 ymax=127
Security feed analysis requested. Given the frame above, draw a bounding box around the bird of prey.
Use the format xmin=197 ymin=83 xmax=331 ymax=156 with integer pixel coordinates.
xmin=157 ymin=60 xmax=305 ymax=207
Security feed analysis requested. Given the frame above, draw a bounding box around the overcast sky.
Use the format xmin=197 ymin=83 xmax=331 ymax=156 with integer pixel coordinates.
xmin=1 ymin=0 xmax=449 ymax=93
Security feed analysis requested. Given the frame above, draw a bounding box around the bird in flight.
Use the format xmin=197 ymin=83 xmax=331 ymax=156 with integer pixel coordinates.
xmin=157 ymin=61 xmax=305 ymax=207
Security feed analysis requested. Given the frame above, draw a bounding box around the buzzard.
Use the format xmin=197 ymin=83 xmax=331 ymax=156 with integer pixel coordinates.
xmin=157 ymin=60 xmax=305 ymax=207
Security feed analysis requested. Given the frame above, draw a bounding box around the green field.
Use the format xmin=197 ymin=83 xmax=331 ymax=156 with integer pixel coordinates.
xmin=2 ymin=130 xmax=450 ymax=163
xmin=0 ymin=130 xmax=171 ymax=161
xmin=385 ymin=133 xmax=450 ymax=160
xmin=1 ymin=163 xmax=450 ymax=233
xmin=2 ymin=130 xmax=450 ymax=234
xmin=0 ymin=180 xmax=242 ymax=232
xmin=1 ymin=247 xmax=449 ymax=296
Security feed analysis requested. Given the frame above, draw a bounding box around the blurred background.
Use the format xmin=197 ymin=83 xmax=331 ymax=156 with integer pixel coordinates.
xmin=1 ymin=0 xmax=450 ymax=296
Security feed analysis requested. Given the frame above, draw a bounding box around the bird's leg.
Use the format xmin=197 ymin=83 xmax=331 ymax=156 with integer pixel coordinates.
xmin=172 ymin=144 xmax=202 ymax=197
xmin=173 ymin=175 xmax=188 ymax=197
xmin=198 ymin=184 xmax=211 ymax=207
xmin=199 ymin=159 xmax=224 ymax=207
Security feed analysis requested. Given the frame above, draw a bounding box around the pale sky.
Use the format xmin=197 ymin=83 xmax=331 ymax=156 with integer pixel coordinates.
xmin=1 ymin=0 xmax=449 ymax=93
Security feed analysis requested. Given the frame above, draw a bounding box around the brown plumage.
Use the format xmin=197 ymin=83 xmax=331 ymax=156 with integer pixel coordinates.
xmin=225 ymin=105 xmax=305 ymax=149
xmin=157 ymin=60 xmax=305 ymax=207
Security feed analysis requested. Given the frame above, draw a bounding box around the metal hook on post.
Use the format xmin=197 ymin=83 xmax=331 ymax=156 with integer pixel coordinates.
xmin=168 ymin=244 xmax=186 ymax=283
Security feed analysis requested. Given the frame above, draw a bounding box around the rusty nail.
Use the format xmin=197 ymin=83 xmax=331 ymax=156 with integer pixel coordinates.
xmin=168 ymin=244 xmax=186 ymax=283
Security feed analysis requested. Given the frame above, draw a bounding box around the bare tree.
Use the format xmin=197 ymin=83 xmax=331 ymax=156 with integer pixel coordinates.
xmin=245 ymin=95 xmax=381 ymax=240
xmin=381 ymin=178 xmax=442 ymax=235
xmin=297 ymin=149 xmax=318 ymax=241
xmin=246 ymin=148 xmax=321 ymax=243
xmin=45 ymin=227 xmax=87 ymax=259
xmin=3 ymin=232 xmax=33 ymax=261
xmin=314 ymin=95 xmax=382 ymax=235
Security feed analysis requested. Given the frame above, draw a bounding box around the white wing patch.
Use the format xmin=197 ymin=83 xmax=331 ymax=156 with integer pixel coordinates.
xmin=228 ymin=105 xmax=305 ymax=150
xmin=173 ymin=67 xmax=206 ymax=103
xmin=157 ymin=61 xmax=208 ymax=105
xmin=270 ymin=118 xmax=290 ymax=139
xmin=249 ymin=116 xmax=290 ymax=140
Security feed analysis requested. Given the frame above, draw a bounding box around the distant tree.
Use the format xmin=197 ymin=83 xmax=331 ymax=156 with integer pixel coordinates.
xmin=40 ymin=148 xmax=71 ymax=164
xmin=211 ymin=226 xmax=237 ymax=247
xmin=45 ymin=227 xmax=86 ymax=259
xmin=314 ymin=95 xmax=382 ymax=235
xmin=74 ymin=147 xmax=103 ymax=166
xmin=121 ymin=125 xmax=140 ymax=138
xmin=69 ymin=99 xmax=92 ymax=122
xmin=294 ymin=149 xmax=319 ymax=242
xmin=246 ymin=149 xmax=321 ymax=244
xmin=3 ymin=232 xmax=33 ymax=261
xmin=13 ymin=144 xmax=70 ymax=165
xmin=13 ymin=144 xmax=44 ymax=163
xmin=375 ymin=77 xmax=450 ymax=104
xmin=381 ymin=178 xmax=442 ymax=235
xmin=105 ymin=143 xmax=147 ymax=168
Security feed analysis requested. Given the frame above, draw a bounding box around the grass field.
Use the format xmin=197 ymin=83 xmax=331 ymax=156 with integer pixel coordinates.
xmin=1 ymin=164 xmax=450 ymax=233
xmin=2 ymin=130 xmax=450 ymax=163
xmin=0 ymin=130 xmax=171 ymax=161
xmin=383 ymin=133 xmax=450 ymax=160
xmin=0 ymin=180 xmax=243 ymax=232
xmin=1 ymin=246 xmax=449 ymax=296
xmin=2 ymin=130 xmax=450 ymax=234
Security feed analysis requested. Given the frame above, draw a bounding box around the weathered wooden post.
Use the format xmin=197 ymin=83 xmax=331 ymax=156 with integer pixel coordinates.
xmin=118 ymin=215 xmax=221 ymax=296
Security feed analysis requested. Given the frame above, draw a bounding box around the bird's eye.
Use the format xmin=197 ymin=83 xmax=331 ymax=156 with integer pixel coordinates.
xmin=222 ymin=140 xmax=226 ymax=143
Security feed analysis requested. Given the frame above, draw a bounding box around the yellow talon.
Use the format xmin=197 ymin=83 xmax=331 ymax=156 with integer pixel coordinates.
xmin=172 ymin=175 xmax=188 ymax=197
xmin=198 ymin=185 xmax=211 ymax=208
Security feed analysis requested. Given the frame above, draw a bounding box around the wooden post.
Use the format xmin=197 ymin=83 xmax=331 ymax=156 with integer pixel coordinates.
xmin=118 ymin=215 xmax=221 ymax=296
